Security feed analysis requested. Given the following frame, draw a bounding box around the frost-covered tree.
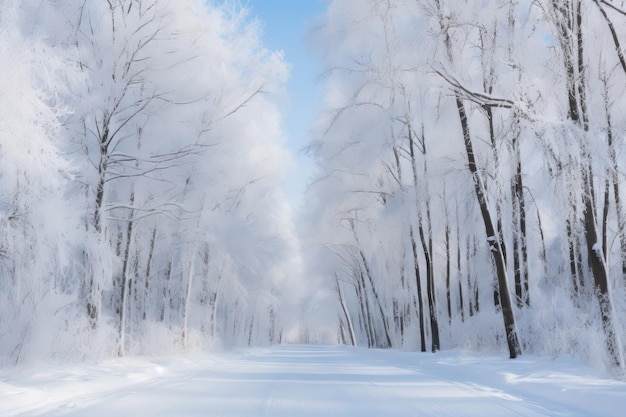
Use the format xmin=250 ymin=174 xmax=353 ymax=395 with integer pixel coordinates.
xmin=0 ymin=0 xmax=298 ymax=364
xmin=0 ymin=1 xmax=78 ymax=364
xmin=305 ymin=0 xmax=626 ymax=370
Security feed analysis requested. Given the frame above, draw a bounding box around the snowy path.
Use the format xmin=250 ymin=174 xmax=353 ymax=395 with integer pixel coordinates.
xmin=1 ymin=345 xmax=625 ymax=416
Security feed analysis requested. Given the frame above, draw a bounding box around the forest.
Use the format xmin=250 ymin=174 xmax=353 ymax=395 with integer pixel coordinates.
xmin=2 ymin=0 xmax=626 ymax=373
xmin=305 ymin=0 xmax=626 ymax=370
xmin=0 ymin=0 xmax=298 ymax=364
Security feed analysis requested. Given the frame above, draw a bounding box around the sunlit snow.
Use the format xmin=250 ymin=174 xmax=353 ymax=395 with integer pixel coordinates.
xmin=2 ymin=345 xmax=624 ymax=416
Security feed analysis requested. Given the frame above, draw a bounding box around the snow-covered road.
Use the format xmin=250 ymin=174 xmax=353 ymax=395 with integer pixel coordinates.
xmin=1 ymin=345 xmax=625 ymax=416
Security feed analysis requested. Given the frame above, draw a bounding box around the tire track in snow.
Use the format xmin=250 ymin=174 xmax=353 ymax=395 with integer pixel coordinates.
xmin=1 ymin=345 xmax=624 ymax=416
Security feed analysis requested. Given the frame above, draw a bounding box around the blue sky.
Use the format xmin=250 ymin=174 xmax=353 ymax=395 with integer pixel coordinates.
xmin=244 ymin=0 xmax=326 ymax=207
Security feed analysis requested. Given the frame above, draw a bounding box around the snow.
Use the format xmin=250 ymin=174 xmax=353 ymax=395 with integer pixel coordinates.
xmin=1 ymin=345 xmax=625 ymax=416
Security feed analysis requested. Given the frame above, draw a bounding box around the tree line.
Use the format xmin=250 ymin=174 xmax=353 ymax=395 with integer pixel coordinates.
xmin=305 ymin=0 xmax=626 ymax=370
xmin=0 ymin=0 xmax=297 ymax=365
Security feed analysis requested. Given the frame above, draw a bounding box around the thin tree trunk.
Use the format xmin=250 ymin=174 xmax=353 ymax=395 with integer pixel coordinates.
xmin=209 ymin=291 xmax=218 ymax=338
xmin=93 ymin=160 xmax=106 ymax=234
xmin=456 ymin=199 xmax=465 ymax=322
xmin=473 ymin=237 xmax=480 ymax=315
xmin=247 ymin=315 xmax=254 ymax=346
xmin=445 ymin=198 xmax=452 ymax=324
xmin=467 ymin=236 xmax=475 ymax=318
xmin=355 ymin=271 xmax=374 ymax=348
xmin=423 ymin=135 xmax=440 ymax=352
xmin=511 ymin=130 xmax=529 ymax=307
xmin=455 ymin=96 xmax=521 ymax=358
xmin=566 ymin=217 xmax=582 ymax=295
xmin=600 ymin=69 xmax=626 ymax=282
xmin=118 ymin=188 xmax=135 ymax=356
xmin=358 ymin=248 xmax=392 ymax=348
xmin=536 ymin=205 xmax=549 ymax=276
xmin=512 ymin=186 xmax=522 ymax=308
xmin=611 ymin=151 xmax=626 ymax=284
xmin=182 ymin=249 xmax=196 ymax=348
xmin=602 ymin=177 xmax=610 ymax=261
xmin=410 ymin=226 xmax=427 ymax=352
xmin=160 ymin=257 xmax=173 ymax=323
xmin=143 ymin=225 xmax=157 ymax=320
xmin=408 ymin=123 xmax=439 ymax=352
xmin=417 ymin=221 xmax=439 ymax=352
xmin=518 ymin=164 xmax=530 ymax=307
xmin=336 ymin=275 xmax=356 ymax=346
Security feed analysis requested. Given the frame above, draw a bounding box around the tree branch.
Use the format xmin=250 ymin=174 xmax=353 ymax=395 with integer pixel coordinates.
xmin=435 ymin=69 xmax=514 ymax=109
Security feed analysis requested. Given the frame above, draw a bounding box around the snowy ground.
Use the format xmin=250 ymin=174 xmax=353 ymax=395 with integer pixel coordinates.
xmin=1 ymin=345 xmax=625 ymax=416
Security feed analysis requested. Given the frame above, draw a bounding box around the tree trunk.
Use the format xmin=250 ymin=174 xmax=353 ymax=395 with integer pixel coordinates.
xmin=566 ymin=217 xmax=583 ymax=295
xmin=601 ymin=69 xmax=626 ymax=283
xmin=410 ymin=226 xmax=427 ymax=352
xmin=118 ymin=188 xmax=135 ymax=356
xmin=455 ymin=96 xmax=521 ymax=358
xmin=445 ymin=199 xmax=452 ymax=324
xmin=143 ymin=225 xmax=157 ymax=320
xmin=511 ymin=130 xmax=529 ymax=307
xmin=456 ymin=200 xmax=465 ymax=322
xmin=358 ymin=247 xmax=392 ymax=348
xmin=408 ymin=123 xmax=440 ymax=352
xmin=417 ymin=222 xmax=439 ymax=352
xmin=355 ymin=269 xmax=374 ymax=348
xmin=182 ymin=249 xmax=196 ymax=348
xmin=336 ymin=275 xmax=356 ymax=346
xmin=467 ymin=237 xmax=475 ymax=318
